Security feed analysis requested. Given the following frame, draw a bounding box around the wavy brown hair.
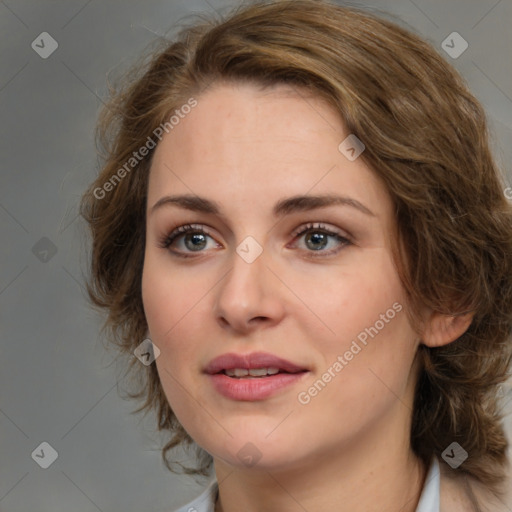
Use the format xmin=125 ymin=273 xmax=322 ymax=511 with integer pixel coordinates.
xmin=80 ymin=0 xmax=512 ymax=497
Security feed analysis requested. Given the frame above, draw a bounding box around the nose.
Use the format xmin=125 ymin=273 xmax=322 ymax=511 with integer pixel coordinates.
xmin=212 ymin=246 xmax=286 ymax=333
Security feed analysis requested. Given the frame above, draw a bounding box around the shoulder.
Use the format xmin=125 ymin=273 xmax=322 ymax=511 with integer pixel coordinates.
xmin=439 ymin=459 xmax=512 ymax=512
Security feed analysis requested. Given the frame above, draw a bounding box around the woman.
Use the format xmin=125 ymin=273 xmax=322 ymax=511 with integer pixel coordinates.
xmin=80 ymin=1 xmax=512 ymax=511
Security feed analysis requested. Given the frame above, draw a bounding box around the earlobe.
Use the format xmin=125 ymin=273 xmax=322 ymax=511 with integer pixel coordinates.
xmin=421 ymin=310 xmax=474 ymax=348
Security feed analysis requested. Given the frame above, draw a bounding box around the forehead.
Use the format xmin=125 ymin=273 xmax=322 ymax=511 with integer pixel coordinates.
xmin=147 ymin=82 xmax=392 ymax=222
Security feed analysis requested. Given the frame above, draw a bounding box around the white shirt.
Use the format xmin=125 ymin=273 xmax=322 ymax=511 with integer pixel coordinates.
xmin=173 ymin=457 xmax=441 ymax=512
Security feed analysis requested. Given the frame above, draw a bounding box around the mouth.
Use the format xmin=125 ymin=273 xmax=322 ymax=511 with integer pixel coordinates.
xmin=221 ymin=367 xmax=304 ymax=378
xmin=204 ymin=351 xmax=309 ymax=376
xmin=203 ymin=352 xmax=309 ymax=400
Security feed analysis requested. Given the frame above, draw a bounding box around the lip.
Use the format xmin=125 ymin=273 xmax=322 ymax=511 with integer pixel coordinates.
xmin=204 ymin=351 xmax=308 ymax=375
xmin=204 ymin=351 xmax=309 ymax=401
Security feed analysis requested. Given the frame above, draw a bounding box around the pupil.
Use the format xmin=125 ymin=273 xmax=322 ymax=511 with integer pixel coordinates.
xmin=186 ymin=233 xmax=206 ymax=251
xmin=307 ymin=232 xmax=327 ymax=250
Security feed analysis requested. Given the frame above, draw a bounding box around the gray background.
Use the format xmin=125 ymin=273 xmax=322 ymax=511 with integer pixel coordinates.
xmin=1 ymin=0 xmax=511 ymax=511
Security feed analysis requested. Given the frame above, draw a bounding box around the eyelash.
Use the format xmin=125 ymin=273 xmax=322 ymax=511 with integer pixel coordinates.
xmin=158 ymin=222 xmax=352 ymax=259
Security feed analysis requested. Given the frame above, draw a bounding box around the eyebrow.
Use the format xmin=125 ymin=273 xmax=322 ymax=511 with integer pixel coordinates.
xmin=150 ymin=193 xmax=376 ymax=218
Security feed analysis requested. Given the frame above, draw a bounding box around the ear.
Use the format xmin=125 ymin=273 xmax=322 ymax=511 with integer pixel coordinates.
xmin=421 ymin=310 xmax=474 ymax=348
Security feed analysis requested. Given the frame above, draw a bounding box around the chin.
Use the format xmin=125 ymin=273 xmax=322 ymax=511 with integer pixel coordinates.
xmin=202 ymin=430 xmax=305 ymax=471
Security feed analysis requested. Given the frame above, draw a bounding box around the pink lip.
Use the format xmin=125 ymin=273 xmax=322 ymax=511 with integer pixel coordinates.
xmin=204 ymin=352 xmax=309 ymax=401
xmin=204 ymin=351 xmax=308 ymax=375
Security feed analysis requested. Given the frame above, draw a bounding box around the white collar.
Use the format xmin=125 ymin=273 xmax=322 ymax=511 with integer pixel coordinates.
xmin=416 ymin=457 xmax=441 ymax=512
xmin=173 ymin=476 xmax=217 ymax=512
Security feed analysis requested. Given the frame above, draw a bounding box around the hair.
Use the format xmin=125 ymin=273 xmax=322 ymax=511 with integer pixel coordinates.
xmin=80 ymin=0 xmax=512 ymax=498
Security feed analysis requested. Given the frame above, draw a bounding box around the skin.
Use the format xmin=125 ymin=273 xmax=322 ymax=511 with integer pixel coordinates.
xmin=141 ymin=82 xmax=473 ymax=512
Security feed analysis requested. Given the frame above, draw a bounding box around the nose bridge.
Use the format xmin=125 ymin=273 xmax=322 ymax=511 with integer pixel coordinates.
xmin=213 ymin=239 xmax=284 ymax=329
xmin=220 ymin=227 xmax=268 ymax=291
xmin=220 ymin=242 xmax=266 ymax=308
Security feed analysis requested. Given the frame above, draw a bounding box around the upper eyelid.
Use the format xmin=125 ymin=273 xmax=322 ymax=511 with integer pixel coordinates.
xmin=291 ymin=222 xmax=347 ymax=238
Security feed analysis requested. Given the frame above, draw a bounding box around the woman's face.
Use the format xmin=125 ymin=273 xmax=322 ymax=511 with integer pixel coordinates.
xmin=142 ymin=82 xmax=420 ymax=471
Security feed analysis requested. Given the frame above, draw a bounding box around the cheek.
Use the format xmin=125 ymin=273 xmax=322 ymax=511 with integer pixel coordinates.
xmin=141 ymin=258 xmax=205 ymax=424
xmin=298 ymin=309 xmax=416 ymax=445
xmin=141 ymin=264 xmax=171 ymax=338
xmin=302 ymin=254 xmax=415 ymax=407
xmin=141 ymin=252 xmax=195 ymax=338
xmin=141 ymin=254 xmax=211 ymax=372
xmin=142 ymin=256 xmax=190 ymax=381
xmin=310 ymin=252 xmax=405 ymax=344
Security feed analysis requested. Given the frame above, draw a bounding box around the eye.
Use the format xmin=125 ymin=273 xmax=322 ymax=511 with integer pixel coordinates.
xmin=159 ymin=222 xmax=351 ymax=258
xmin=289 ymin=222 xmax=351 ymax=257
xmin=159 ymin=223 xmax=220 ymax=257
